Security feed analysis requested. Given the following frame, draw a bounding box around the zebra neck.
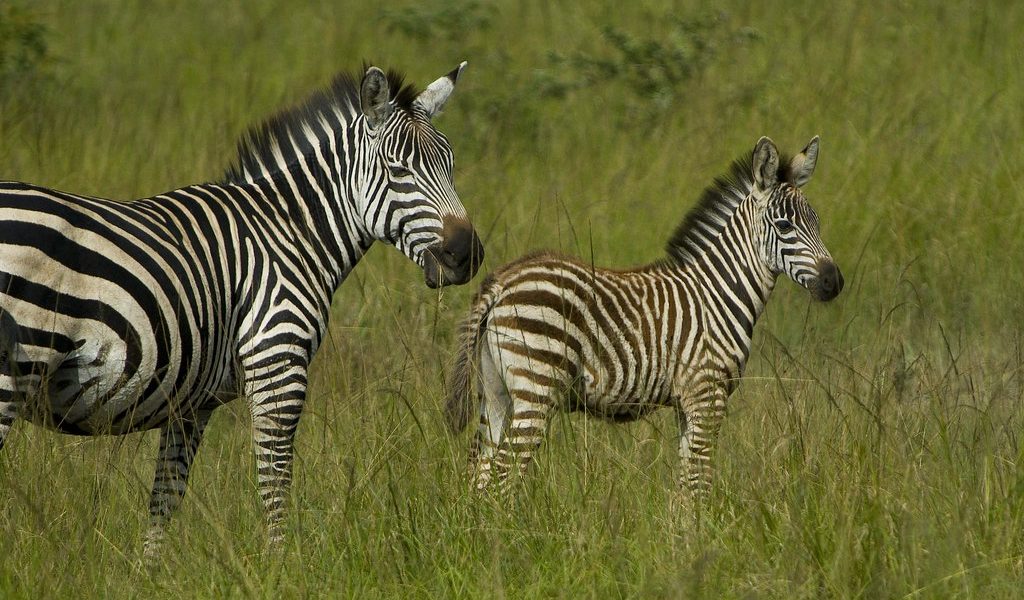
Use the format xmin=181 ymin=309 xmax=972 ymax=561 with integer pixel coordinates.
xmin=691 ymin=206 xmax=776 ymax=367
xmin=244 ymin=145 xmax=374 ymax=296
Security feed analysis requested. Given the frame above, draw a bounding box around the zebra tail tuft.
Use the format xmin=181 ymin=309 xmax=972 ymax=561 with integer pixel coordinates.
xmin=445 ymin=274 xmax=499 ymax=434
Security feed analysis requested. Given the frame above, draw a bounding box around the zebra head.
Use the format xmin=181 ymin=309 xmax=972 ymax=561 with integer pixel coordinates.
xmin=751 ymin=136 xmax=843 ymax=301
xmin=358 ymin=63 xmax=484 ymax=288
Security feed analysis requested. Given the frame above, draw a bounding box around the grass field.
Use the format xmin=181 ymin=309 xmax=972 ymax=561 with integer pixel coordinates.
xmin=1 ymin=0 xmax=1023 ymax=597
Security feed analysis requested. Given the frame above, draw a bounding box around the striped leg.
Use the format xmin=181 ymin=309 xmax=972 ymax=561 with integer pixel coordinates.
xmin=0 ymin=369 xmax=45 ymax=452
xmin=676 ymin=381 xmax=727 ymax=504
xmin=0 ymin=395 xmax=19 ymax=452
xmin=0 ymin=309 xmax=19 ymax=451
xmin=246 ymin=359 xmax=308 ymax=548
xmin=491 ymin=371 xmax=555 ymax=491
xmin=143 ymin=408 xmax=213 ymax=561
xmin=469 ymin=342 xmax=512 ymax=490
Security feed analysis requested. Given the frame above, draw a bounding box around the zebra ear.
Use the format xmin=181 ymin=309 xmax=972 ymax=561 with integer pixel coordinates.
xmin=788 ymin=136 xmax=820 ymax=188
xmin=414 ymin=61 xmax=467 ymax=119
xmin=752 ymin=136 xmax=780 ymax=191
xmin=361 ymin=66 xmax=393 ymax=129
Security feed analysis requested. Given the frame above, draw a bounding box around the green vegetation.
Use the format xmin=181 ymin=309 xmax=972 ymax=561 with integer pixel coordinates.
xmin=0 ymin=2 xmax=50 ymax=81
xmin=1 ymin=0 xmax=1022 ymax=597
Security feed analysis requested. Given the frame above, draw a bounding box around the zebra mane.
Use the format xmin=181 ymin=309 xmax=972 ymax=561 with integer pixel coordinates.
xmin=666 ymin=150 xmax=794 ymax=264
xmin=223 ymin=67 xmax=419 ymax=183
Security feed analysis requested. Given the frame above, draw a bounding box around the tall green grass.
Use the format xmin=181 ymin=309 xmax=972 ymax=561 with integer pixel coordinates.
xmin=1 ymin=0 xmax=1022 ymax=597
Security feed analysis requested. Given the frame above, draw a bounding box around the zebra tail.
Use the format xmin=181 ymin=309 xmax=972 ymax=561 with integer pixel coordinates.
xmin=445 ymin=273 xmax=499 ymax=434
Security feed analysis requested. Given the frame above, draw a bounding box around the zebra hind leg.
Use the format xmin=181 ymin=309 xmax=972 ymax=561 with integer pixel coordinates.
xmin=0 ymin=308 xmax=22 ymax=451
xmin=468 ymin=342 xmax=513 ymax=491
xmin=491 ymin=372 xmax=555 ymax=493
xmin=143 ymin=408 xmax=213 ymax=562
xmin=0 ymin=394 xmax=19 ymax=452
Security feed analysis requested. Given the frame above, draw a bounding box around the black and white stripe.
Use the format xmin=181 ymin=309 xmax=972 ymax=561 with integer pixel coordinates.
xmin=445 ymin=136 xmax=841 ymax=502
xmin=0 ymin=63 xmax=484 ymax=558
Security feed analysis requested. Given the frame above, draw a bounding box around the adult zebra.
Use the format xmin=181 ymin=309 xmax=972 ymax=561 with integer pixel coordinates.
xmin=0 ymin=63 xmax=483 ymax=558
xmin=446 ymin=136 xmax=841 ymax=502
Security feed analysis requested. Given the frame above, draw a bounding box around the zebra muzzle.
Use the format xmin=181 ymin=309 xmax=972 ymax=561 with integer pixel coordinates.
xmin=809 ymin=260 xmax=844 ymax=301
xmin=423 ymin=220 xmax=484 ymax=288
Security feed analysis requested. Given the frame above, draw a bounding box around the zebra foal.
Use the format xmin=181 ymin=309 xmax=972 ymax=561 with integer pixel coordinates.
xmin=446 ymin=136 xmax=842 ymax=501
xmin=0 ymin=63 xmax=483 ymax=558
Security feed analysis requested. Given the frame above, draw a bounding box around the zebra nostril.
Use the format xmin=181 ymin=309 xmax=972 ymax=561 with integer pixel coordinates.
xmin=816 ymin=262 xmax=841 ymax=293
xmin=439 ymin=221 xmax=484 ymax=276
xmin=442 ymin=248 xmax=461 ymax=268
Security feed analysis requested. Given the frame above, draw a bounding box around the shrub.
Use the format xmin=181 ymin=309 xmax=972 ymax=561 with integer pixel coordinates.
xmin=536 ymin=12 xmax=761 ymax=111
xmin=378 ymin=0 xmax=494 ymax=42
xmin=0 ymin=3 xmax=49 ymax=79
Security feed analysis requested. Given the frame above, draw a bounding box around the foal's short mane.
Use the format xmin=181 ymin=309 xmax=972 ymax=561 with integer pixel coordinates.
xmin=223 ymin=68 xmax=419 ymax=184
xmin=666 ymin=150 xmax=795 ymax=265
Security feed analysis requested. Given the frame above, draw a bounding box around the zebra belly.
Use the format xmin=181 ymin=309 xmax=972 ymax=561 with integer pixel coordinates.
xmin=574 ymin=346 xmax=676 ymax=422
xmin=24 ymin=335 xmax=166 ymax=435
xmin=2 ymin=297 xmax=205 ymax=436
xmin=574 ymin=388 xmax=673 ymax=423
xmin=483 ymin=320 xmax=676 ymax=421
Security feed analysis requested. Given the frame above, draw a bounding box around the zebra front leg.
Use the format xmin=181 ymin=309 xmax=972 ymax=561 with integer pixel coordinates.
xmin=143 ymin=408 xmax=214 ymax=561
xmin=246 ymin=360 xmax=308 ymax=548
xmin=676 ymin=383 xmax=727 ymax=507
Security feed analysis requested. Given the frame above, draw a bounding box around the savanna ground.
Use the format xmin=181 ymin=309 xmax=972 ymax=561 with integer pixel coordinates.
xmin=1 ymin=1 xmax=1023 ymax=597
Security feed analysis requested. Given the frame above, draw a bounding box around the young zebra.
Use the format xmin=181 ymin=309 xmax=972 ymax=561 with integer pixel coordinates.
xmin=446 ymin=136 xmax=842 ymax=500
xmin=0 ymin=64 xmax=483 ymax=558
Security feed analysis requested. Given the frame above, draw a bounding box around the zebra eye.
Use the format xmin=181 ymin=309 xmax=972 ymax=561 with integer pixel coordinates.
xmin=774 ymin=219 xmax=794 ymax=233
xmin=389 ymin=165 xmax=413 ymax=178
